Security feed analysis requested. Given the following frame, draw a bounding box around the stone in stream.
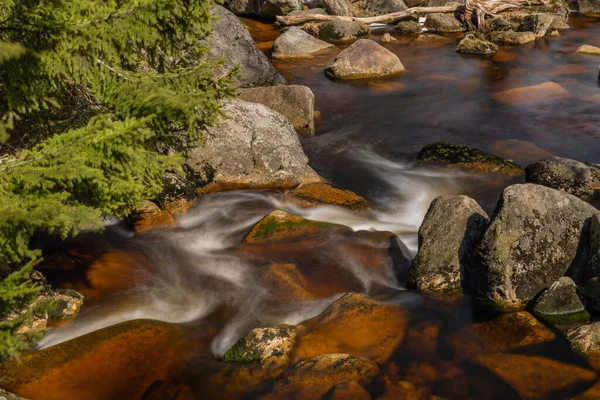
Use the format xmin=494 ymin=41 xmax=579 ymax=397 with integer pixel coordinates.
xmin=186 ymin=99 xmax=309 ymax=193
xmin=222 ymin=0 xmax=301 ymax=18
xmin=532 ymin=277 xmax=590 ymax=324
xmin=238 ymin=84 xmax=317 ymax=136
xmin=358 ymin=0 xmax=408 ymax=15
xmin=129 ymin=200 xmax=175 ymax=233
xmin=396 ymin=19 xmax=422 ymax=34
xmin=0 ymin=389 xmax=28 ymax=400
xmin=264 ymin=353 xmax=380 ymax=400
xmin=456 ymin=33 xmax=498 ymax=55
xmin=288 ymin=7 xmax=328 ymax=16
xmin=323 ymin=381 xmax=371 ymax=400
xmin=283 ymin=182 xmax=371 ymax=211
xmin=222 ymin=325 xmax=298 ymax=365
xmin=576 ymin=0 xmax=600 ymax=17
xmin=447 ymin=311 xmax=555 ymax=361
xmin=310 ymin=0 xmax=355 ymax=16
xmin=525 ymin=156 xmax=600 ymax=199
xmin=201 ymin=5 xmax=286 ymax=88
xmin=271 ymin=27 xmax=335 ymax=60
xmin=243 ymin=210 xmax=349 ymax=243
xmin=473 ymin=353 xmax=597 ymax=400
xmin=517 ymin=13 xmax=554 ymax=37
xmin=468 ymin=184 xmax=600 ymax=310
xmin=291 ymin=293 xmax=410 ymax=364
xmin=493 ymin=81 xmax=570 ymax=106
xmin=567 ymin=322 xmax=600 ymax=356
xmin=488 ymin=30 xmax=536 ymax=45
xmin=325 ymin=39 xmax=405 ymax=80
xmin=410 ymin=195 xmax=489 ymax=292
xmin=416 ymin=142 xmax=523 ymax=175
xmin=318 ymin=20 xmax=370 ymax=41
xmin=577 ymin=45 xmax=600 ymax=55
xmin=0 ymin=320 xmax=188 ymax=400
xmin=411 ymin=33 xmax=452 ymax=44
xmin=424 ymin=13 xmax=466 ymax=33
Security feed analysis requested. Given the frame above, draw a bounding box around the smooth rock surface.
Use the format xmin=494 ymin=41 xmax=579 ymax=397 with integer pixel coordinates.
xmin=272 ymin=27 xmax=335 ymax=59
xmin=470 ymin=184 xmax=600 ymax=309
xmin=312 ymin=0 xmax=355 ymax=15
xmin=238 ymin=85 xmax=316 ymax=136
xmin=525 ymin=156 xmax=599 ymax=199
xmin=493 ymin=81 xmax=570 ymax=106
xmin=325 ymin=39 xmax=405 ymax=80
xmin=283 ymin=182 xmax=371 ymax=211
xmin=410 ymin=195 xmax=489 ymax=292
xmin=186 ymin=99 xmax=308 ymax=192
xmin=319 ymin=20 xmax=370 ymax=40
xmin=129 ymin=200 xmax=175 ymax=233
xmin=577 ymin=44 xmax=600 ymax=55
xmin=567 ymin=322 xmax=600 ymax=354
xmin=532 ymin=277 xmax=589 ymax=324
xmin=488 ymin=30 xmax=536 ymax=45
xmin=202 ymin=5 xmax=286 ymax=88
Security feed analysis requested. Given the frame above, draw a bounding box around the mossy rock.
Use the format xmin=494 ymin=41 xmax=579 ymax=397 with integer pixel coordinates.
xmin=416 ymin=141 xmax=523 ymax=175
xmin=532 ymin=277 xmax=590 ymax=325
xmin=244 ymin=210 xmax=349 ymax=243
xmin=284 ymin=183 xmax=371 ymax=211
xmin=396 ymin=19 xmax=422 ymax=34
xmin=223 ymin=325 xmax=297 ymax=365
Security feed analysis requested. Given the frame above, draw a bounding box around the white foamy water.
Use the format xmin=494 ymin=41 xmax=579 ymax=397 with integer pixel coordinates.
xmin=39 ymin=149 xmax=461 ymax=354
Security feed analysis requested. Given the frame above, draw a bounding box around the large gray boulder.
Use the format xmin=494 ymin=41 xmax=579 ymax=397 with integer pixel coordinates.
xmin=325 ymin=39 xmax=405 ymax=80
xmin=525 ymin=156 xmax=599 ymax=200
xmin=532 ymin=277 xmax=590 ymax=324
xmin=424 ymin=13 xmax=466 ymax=32
xmin=186 ymin=99 xmax=309 ymax=192
xmin=223 ymin=0 xmax=301 ymax=18
xmin=311 ymin=0 xmax=355 ymax=16
xmin=318 ymin=20 xmax=370 ymax=41
xmin=469 ymin=184 xmax=600 ymax=309
xmin=202 ymin=5 xmax=286 ymax=88
xmin=272 ymin=27 xmax=335 ymax=59
xmin=238 ymin=85 xmax=316 ymax=136
xmin=360 ymin=0 xmax=408 ymax=15
xmin=410 ymin=195 xmax=489 ymax=292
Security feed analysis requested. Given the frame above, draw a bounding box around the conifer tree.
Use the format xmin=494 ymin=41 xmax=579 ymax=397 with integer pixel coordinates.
xmin=0 ymin=0 xmax=235 ymax=359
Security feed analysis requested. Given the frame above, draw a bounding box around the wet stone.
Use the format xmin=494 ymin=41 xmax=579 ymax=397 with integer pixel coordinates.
xmin=283 ymin=182 xmax=371 ymax=211
xmin=517 ymin=13 xmax=553 ymax=37
xmin=396 ymin=19 xmax=422 ymax=34
xmin=567 ymin=322 xmax=600 ymax=355
xmin=272 ymin=27 xmax=335 ymax=59
xmin=493 ymin=81 xmax=570 ymax=106
xmin=223 ymin=325 xmax=297 ymax=365
xmin=488 ymin=30 xmax=536 ymax=45
xmin=457 ymin=34 xmax=498 ymax=55
xmin=424 ymin=13 xmax=465 ymax=32
xmin=577 ymin=45 xmax=600 ymax=55
xmin=318 ymin=20 xmax=370 ymax=40
xmin=525 ymin=156 xmax=600 ymax=199
xmin=532 ymin=277 xmax=590 ymax=324
xmin=325 ymin=39 xmax=405 ymax=80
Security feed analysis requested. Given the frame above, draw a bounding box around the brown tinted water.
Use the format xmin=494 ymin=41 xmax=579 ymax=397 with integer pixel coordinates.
xmin=2 ymin=16 xmax=600 ymax=400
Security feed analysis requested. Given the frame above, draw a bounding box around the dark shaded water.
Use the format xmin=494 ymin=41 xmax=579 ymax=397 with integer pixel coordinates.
xmin=2 ymin=15 xmax=600 ymax=400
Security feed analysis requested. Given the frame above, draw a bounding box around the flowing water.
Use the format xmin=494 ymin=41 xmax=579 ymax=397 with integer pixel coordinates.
xmin=3 ymin=14 xmax=600 ymax=400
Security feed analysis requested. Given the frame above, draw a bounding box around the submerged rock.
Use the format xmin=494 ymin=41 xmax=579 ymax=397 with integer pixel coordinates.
xmin=410 ymin=195 xmax=489 ymax=292
xmin=325 ymin=39 xmax=405 ymax=80
xmin=266 ymin=354 xmax=379 ymax=399
xmin=186 ymin=99 xmax=308 ymax=193
xmin=203 ymin=5 xmax=286 ymax=88
xmin=244 ymin=210 xmax=348 ymax=243
xmin=283 ymin=183 xmax=371 ymax=211
xmin=532 ymin=277 xmax=590 ymax=324
xmin=318 ymin=20 xmax=370 ymax=40
xmin=272 ymin=27 xmax=335 ymax=60
xmin=488 ymin=30 xmax=536 ymax=45
xmin=223 ymin=0 xmax=301 ymax=18
xmin=1 ymin=320 xmax=187 ymax=400
xmin=380 ymin=33 xmax=396 ymax=43
xmin=493 ymin=81 xmax=570 ymax=106
xmin=396 ymin=19 xmax=422 ymax=34
xmin=238 ymin=85 xmax=316 ymax=136
xmin=577 ymin=44 xmax=600 ymax=55
xmin=424 ymin=13 xmax=465 ymax=32
xmin=525 ymin=156 xmax=600 ymax=199
xmin=323 ymin=380 xmax=371 ymax=400
xmin=293 ymin=293 xmax=410 ymax=364
xmin=447 ymin=311 xmax=555 ymax=361
xmin=223 ymin=325 xmax=297 ymax=365
xmin=416 ymin=141 xmax=523 ymax=175
xmin=474 ymin=353 xmax=597 ymax=400
xmin=469 ymin=184 xmax=600 ymax=309
xmin=456 ymin=33 xmax=498 ymax=55
xmin=411 ymin=33 xmax=451 ymax=44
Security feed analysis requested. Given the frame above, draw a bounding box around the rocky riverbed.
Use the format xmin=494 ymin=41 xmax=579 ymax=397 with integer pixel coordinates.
xmin=1 ymin=2 xmax=600 ymax=400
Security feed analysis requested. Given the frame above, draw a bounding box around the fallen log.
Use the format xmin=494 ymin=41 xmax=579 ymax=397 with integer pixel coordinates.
xmin=276 ymin=5 xmax=462 ymax=26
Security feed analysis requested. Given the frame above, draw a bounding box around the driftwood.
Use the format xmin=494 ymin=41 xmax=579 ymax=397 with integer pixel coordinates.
xmin=276 ymin=0 xmax=548 ymax=28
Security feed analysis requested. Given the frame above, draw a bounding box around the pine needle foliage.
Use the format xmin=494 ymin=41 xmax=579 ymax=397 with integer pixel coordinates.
xmin=0 ymin=0 xmax=236 ymax=360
